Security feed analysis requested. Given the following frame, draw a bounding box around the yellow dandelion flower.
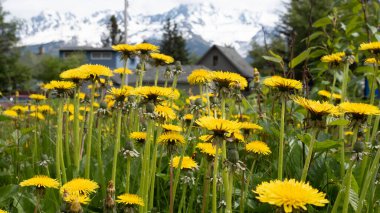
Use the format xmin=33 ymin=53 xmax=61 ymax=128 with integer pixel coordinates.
xmin=162 ymin=124 xmax=182 ymax=132
xmin=29 ymin=112 xmax=45 ymax=120
xmin=63 ymin=194 xmax=90 ymax=205
xmin=364 ymin=58 xmax=379 ymax=64
xmin=134 ymin=43 xmax=159 ymax=54
xmin=199 ymin=134 xmax=214 ymax=142
xmin=38 ymin=105 xmax=55 ymax=114
xmin=231 ymin=114 xmax=250 ymax=121
xmin=3 ymin=110 xmax=18 ymax=118
xmin=183 ymin=114 xmax=194 ymax=121
xmin=359 ymin=41 xmax=380 ymax=51
xmin=112 ymin=44 xmax=137 ymax=57
xmin=158 ymin=132 xmax=186 ymax=146
xmin=210 ymin=71 xmax=248 ymax=90
xmin=293 ymin=96 xmax=336 ymax=118
xmin=254 ymin=179 xmax=329 ymax=213
xmin=161 ymin=101 xmax=180 ymax=111
xmin=64 ymin=104 xmax=74 ymax=114
xmin=186 ymin=95 xmax=208 ymax=105
xmin=317 ymin=90 xmax=341 ymax=100
xmin=188 ymin=69 xmax=211 ymax=85
xmin=196 ymin=116 xmax=241 ymax=135
xmin=44 ymin=80 xmax=76 ymax=92
xmin=79 ymin=64 xmax=113 ymax=78
xmin=133 ymin=86 xmax=180 ymax=101
xmin=239 ymin=122 xmax=263 ymax=131
xmin=231 ymin=131 xmax=245 ymax=142
xmin=114 ymin=67 xmax=133 ymax=75
xmin=130 ymin=132 xmax=147 ymax=143
xmin=29 ymin=94 xmax=46 ymax=101
xmin=69 ymin=114 xmax=84 ymax=121
xmin=339 ymin=102 xmax=380 ymax=117
xmin=246 ymin=141 xmax=271 ymax=155
xmin=171 ymin=156 xmax=198 ymax=170
xmin=76 ymin=92 xmax=86 ymax=100
xmin=320 ymin=52 xmax=345 ymax=63
xmin=108 ymin=86 xmax=133 ymax=102
xmin=60 ymin=178 xmax=99 ymax=196
xmin=19 ymin=175 xmax=59 ymax=189
xmin=11 ymin=105 xmax=28 ymax=113
xmin=60 ymin=68 xmax=90 ymax=81
xmin=116 ymin=193 xmax=144 ymax=206
xmin=155 ymin=105 xmax=176 ymax=120
xmin=150 ymin=52 xmax=174 ymax=65
xmin=0 ymin=209 xmax=8 ymax=213
xmin=196 ymin=143 xmax=221 ymax=157
xmin=345 ymin=131 xmax=354 ymax=136
xmin=263 ymin=76 xmax=302 ymax=91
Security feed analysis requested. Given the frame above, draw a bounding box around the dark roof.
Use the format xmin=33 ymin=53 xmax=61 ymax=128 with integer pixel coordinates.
xmin=59 ymin=46 xmax=115 ymax=52
xmin=112 ymin=65 xmax=210 ymax=85
xmin=197 ymin=45 xmax=253 ymax=78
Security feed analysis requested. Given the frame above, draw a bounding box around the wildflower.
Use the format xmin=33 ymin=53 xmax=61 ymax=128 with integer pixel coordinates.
xmin=150 ymin=53 xmax=174 ymax=65
xmin=3 ymin=110 xmax=18 ymax=118
xmin=196 ymin=143 xmax=221 ymax=157
xmin=29 ymin=94 xmax=46 ymax=101
xmin=364 ymin=58 xmax=379 ymax=64
xmin=0 ymin=210 xmax=8 ymax=213
xmin=112 ymin=44 xmax=137 ymax=58
xmin=64 ymin=104 xmax=74 ymax=114
xmin=293 ymin=96 xmax=336 ymax=119
xmin=133 ymin=86 xmax=180 ymax=102
xmin=107 ymin=86 xmax=133 ymax=102
xmin=183 ymin=114 xmax=194 ymax=121
xmin=320 ymin=52 xmax=345 ymax=64
xmin=130 ymin=132 xmax=147 ymax=144
xmin=186 ymin=95 xmax=208 ymax=105
xmin=345 ymin=131 xmax=354 ymax=136
xmin=239 ymin=122 xmax=263 ymax=131
xmin=116 ymin=193 xmax=144 ymax=206
xmin=171 ymin=156 xmax=198 ymax=170
xmin=114 ymin=67 xmax=133 ymax=75
xmin=60 ymin=178 xmax=99 ymax=196
xmin=63 ymin=193 xmax=90 ymax=204
xmin=199 ymin=134 xmax=214 ymax=142
xmin=317 ymin=90 xmax=341 ymax=100
xmin=339 ymin=102 xmax=380 ymax=121
xmin=359 ymin=41 xmax=380 ymax=53
xmin=19 ymin=175 xmax=59 ymax=189
xmin=210 ymin=71 xmax=248 ymax=90
xmin=232 ymin=114 xmax=250 ymax=121
xmin=196 ymin=116 xmax=241 ymax=137
xmin=134 ymin=43 xmax=159 ymax=54
xmin=37 ymin=105 xmax=55 ymax=114
xmin=187 ymin=69 xmax=212 ymax=85
xmin=60 ymin=68 xmax=90 ymax=82
xmin=44 ymin=80 xmax=76 ymax=94
xmin=29 ymin=112 xmax=45 ymax=120
xmin=79 ymin=64 xmax=113 ymax=79
xmin=69 ymin=114 xmax=84 ymax=121
xmin=154 ymin=105 xmax=176 ymax=120
xmin=254 ymin=179 xmax=329 ymax=213
xmin=162 ymin=124 xmax=182 ymax=132
xmin=158 ymin=132 xmax=186 ymax=146
xmin=263 ymin=76 xmax=302 ymax=91
xmin=245 ymin=141 xmax=271 ymax=155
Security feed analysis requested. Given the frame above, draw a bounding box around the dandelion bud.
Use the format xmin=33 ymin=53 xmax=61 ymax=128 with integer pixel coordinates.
xmin=354 ymin=141 xmax=365 ymax=153
xmin=146 ymin=102 xmax=155 ymax=114
xmin=194 ymin=98 xmax=203 ymax=106
xmin=227 ymin=148 xmax=239 ymax=164
xmin=70 ymin=200 xmax=82 ymax=213
xmin=105 ymin=181 xmax=115 ymax=210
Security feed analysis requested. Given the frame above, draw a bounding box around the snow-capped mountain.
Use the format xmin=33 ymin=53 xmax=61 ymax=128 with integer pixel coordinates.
xmin=18 ymin=3 xmax=263 ymax=56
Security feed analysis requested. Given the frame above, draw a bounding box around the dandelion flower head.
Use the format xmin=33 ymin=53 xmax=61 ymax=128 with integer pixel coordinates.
xmin=171 ymin=156 xmax=198 ymax=170
xmin=116 ymin=193 xmax=144 ymax=206
xmin=246 ymin=141 xmax=271 ymax=155
xmin=19 ymin=175 xmax=59 ymax=189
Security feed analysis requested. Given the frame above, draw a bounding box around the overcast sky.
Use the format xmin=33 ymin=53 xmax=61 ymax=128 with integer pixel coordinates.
xmin=3 ymin=0 xmax=286 ymax=25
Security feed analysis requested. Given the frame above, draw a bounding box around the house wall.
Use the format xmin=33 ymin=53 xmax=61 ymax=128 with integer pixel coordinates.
xmin=197 ymin=48 xmax=238 ymax=73
xmin=59 ymin=50 xmax=118 ymax=69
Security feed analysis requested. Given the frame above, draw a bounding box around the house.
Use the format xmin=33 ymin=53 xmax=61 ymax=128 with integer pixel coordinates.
xmin=59 ymin=46 xmax=138 ymax=70
xmin=197 ymin=45 xmax=254 ymax=81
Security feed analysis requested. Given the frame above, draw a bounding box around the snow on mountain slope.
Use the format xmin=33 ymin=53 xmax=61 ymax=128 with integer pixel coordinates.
xmin=18 ymin=3 xmax=263 ymax=56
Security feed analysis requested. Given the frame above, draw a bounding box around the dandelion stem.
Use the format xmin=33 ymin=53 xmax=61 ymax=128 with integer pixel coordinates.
xmin=212 ymin=143 xmax=219 ymax=213
xmin=55 ymin=97 xmax=64 ymax=184
xmin=73 ymin=87 xmax=81 ymax=177
xmin=339 ymin=62 xmax=350 ymax=177
xmin=201 ymin=161 xmax=211 ymax=213
xmin=111 ymin=108 xmax=122 ymax=184
xmin=84 ymin=83 xmax=96 ymax=179
xmin=301 ymin=128 xmax=318 ymax=182
xmin=240 ymin=159 xmax=256 ymax=213
xmin=278 ymin=95 xmax=286 ymax=180
xmin=154 ymin=67 xmax=159 ymax=86
xmin=126 ymin=157 xmax=131 ymax=193
xmin=169 ymin=154 xmax=174 ymax=213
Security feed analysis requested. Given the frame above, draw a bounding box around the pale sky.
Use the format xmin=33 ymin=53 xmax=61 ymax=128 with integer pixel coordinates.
xmin=3 ymin=0 xmax=286 ymax=25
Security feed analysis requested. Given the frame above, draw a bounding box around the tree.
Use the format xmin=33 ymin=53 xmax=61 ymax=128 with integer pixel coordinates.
xmin=160 ymin=19 xmax=189 ymax=64
xmin=0 ymin=3 xmax=27 ymax=91
xmin=101 ymin=15 xmax=124 ymax=47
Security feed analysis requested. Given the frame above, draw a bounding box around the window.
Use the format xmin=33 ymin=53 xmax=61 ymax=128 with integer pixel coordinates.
xmin=91 ymin=52 xmax=112 ymax=60
xmin=212 ymin=55 xmax=218 ymax=66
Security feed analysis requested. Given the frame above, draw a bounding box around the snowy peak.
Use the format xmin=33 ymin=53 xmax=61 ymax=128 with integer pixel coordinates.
xmin=18 ymin=3 xmax=262 ymax=56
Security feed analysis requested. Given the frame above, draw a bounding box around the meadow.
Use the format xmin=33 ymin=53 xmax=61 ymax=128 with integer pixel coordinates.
xmin=0 ymin=39 xmax=380 ymax=213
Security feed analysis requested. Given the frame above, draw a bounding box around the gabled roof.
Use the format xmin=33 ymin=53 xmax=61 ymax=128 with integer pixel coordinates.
xmin=197 ymin=45 xmax=253 ymax=78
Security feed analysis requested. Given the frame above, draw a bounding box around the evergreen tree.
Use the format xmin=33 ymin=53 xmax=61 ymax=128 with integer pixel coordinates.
xmin=0 ymin=3 xmax=29 ymax=91
xmin=160 ymin=19 xmax=189 ymax=64
xmin=102 ymin=15 xmax=123 ymax=47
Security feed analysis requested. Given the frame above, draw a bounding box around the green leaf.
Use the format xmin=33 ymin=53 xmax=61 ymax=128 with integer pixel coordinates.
xmin=349 ymin=188 xmax=359 ymax=211
xmin=328 ymin=119 xmax=350 ymax=126
xmin=0 ymin=115 xmax=12 ymax=121
xmin=312 ymin=17 xmax=331 ymax=28
xmin=307 ymin=31 xmax=324 ymax=42
xmin=314 ymin=140 xmax=341 ymax=152
xmin=0 ymin=184 xmax=18 ymax=203
xmin=269 ymin=50 xmax=283 ymax=60
xmin=297 ymin=134 xmax=311 ymax=146
xmin=289 ymin=48 xmax=311 ymax=69
xmin=262 ymin=55 xmax=282 ymax=64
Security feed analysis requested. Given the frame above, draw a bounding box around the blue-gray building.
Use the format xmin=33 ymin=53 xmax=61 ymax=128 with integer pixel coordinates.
xmin=59 ymin=46 xmax=138 ymax=69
